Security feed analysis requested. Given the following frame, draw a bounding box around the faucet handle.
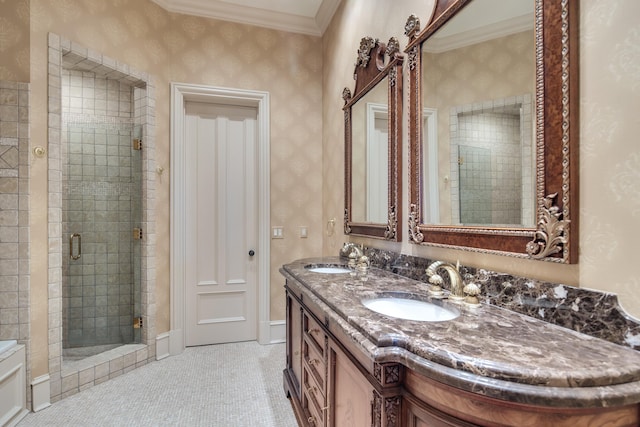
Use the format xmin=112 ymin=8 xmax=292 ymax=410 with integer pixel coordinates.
xmin=427 ymin=273 xmax=445 ymax=297
xmin=463 ymin=283 xmax=482 ymax=307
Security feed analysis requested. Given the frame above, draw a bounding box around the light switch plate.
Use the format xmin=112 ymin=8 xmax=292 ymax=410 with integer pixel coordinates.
xmin=272 ymin=226 xmax=284 ymax=239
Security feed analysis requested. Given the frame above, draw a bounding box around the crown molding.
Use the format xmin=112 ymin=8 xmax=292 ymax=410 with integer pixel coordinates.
xmin=315 ymin=0 xmax=341 ymax=35
xmin=152 ymin=0 xmax=341 ymax=36
xmin=423 ymin=13 xmax=533 ymax=53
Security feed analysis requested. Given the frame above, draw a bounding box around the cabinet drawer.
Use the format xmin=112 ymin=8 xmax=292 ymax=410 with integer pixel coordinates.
xmin=303 ymin=365 xmax=326 ymax=426
xmin=303 ymin=312 xmax=325 ymax=357
xmin=303 ymin=387 xmax=325 ymax=427
xmin=303 ymin=358 xmax=325 ymax=399
xmin=303 ymin=335 xmax=326 ymax=390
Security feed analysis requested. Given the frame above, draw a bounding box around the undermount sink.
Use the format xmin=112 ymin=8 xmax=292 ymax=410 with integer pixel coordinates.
xmin=362 ymin=297 xmax=460 ymax=322
xmin=306 ymin=266 xmax=351 ymax=274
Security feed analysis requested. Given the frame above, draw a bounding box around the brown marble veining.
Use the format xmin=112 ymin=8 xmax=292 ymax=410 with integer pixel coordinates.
xmin=363 ymin=247 xmax=640 ymax=351
xmin=282 ymin=257 xmax=640 ymax=408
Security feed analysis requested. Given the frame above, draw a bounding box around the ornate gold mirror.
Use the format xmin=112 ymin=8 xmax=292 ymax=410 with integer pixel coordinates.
xmin=405 ymin=0 xmax=578 ymax=262
xmin=344 ymin=37 xmax=403 ymax=240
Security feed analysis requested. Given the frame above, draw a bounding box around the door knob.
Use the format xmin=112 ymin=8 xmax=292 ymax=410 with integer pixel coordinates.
xmin=249 ymin=250 xmax=255 ymax=257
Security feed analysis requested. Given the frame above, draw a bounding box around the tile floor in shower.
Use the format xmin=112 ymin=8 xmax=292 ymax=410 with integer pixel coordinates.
xmin=62 ymin=344 xmax=123 ymax=362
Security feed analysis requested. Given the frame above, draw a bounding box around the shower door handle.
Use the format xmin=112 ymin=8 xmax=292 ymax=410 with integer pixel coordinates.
xmin=70 ymin=233 xmax=81 ymax=260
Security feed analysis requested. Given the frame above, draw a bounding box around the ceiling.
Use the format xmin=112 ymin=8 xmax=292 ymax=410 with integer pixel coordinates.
xmin=151 ymin=0 xmax=342 ymax=36
xmin=424 ymin=0 xmax=533 ymax=53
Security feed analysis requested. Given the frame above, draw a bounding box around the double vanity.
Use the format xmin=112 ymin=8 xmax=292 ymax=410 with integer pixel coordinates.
xmin=287 ymin=0 xmax=640 ymax=424
xmin=281 ymin=257 xmax=640 ymax=426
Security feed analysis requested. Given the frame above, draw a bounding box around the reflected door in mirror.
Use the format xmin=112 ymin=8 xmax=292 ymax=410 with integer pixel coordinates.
xmin=351 ymin=78 xmax=389 ymax=224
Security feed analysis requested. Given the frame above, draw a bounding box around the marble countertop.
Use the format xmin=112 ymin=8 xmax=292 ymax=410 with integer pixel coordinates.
xmin=281 ymin=257 xmax=640 ymax=407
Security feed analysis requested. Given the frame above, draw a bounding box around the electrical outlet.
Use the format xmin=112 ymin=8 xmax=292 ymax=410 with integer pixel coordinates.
xmin=300 ymin=226 xmax=308 ymax=238
xmin=272 ymin=226 xmax=284 ymax=239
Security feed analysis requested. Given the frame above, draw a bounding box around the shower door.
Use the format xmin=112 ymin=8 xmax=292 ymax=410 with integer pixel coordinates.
xmin=458 ymin=145 xmax=492 ymax=224
xmin=62 ymin=116 xmax=142 ymax=350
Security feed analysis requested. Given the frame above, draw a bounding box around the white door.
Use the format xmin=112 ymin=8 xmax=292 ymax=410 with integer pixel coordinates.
xmin=184 ymin=101 xmax=258 ymax=346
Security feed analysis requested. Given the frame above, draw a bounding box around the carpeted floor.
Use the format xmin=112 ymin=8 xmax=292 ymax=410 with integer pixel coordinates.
xmin=18 ymin=342 xmax=298 ymax=427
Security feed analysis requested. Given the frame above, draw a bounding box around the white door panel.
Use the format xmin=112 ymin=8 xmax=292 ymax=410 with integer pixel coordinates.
xmin=185 ymin=101 xmax=258 ymax=346
xmin=367 ymin=115 xmax=389 ymax=223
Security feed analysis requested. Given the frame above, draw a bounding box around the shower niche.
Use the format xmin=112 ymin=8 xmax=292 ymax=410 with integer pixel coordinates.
xmin=47 ymin=34 xmax=156 ymax=402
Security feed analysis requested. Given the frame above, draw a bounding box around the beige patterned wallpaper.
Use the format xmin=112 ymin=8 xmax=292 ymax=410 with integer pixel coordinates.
xmin=0 ymin=0 xmax=30 ymax=81
xmin=579 ymin=1 xmax=640 ymax=317
xmin=323 ymin=0 xmax=640 ymax=319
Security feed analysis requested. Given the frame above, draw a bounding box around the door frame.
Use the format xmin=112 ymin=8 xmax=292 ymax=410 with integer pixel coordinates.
xmin=170 ymin=82 xmax=270 ymax=353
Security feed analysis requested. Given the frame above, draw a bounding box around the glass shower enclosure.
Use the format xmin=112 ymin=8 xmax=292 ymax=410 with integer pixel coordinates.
xmin=61 ymin=75 xmax=142 ymax=358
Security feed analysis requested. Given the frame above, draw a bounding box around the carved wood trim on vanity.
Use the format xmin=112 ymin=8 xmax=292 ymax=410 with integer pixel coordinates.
xmin=404 ymin=369 xmax=640 ymax=427
xmin=374 ymin=363 xmax=402 ymax=386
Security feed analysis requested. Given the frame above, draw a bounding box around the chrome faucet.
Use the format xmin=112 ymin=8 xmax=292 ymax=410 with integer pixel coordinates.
xmin=425 ymin=261 xmax=465 ymax=301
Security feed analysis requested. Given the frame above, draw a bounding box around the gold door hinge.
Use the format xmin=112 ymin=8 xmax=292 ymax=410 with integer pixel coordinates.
xmin=133 ymin=138 xmax=142 ymax=150
xmin=133 ymin=228 xmax=143 ymax=240
xmin=133 ymin=316 xmax=143 ymax=329
xmin=458 ymin=156 xmax=464 ymax=165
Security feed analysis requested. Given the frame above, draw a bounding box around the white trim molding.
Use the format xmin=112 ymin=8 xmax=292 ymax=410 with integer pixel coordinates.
xmin=155 ymin=332 xmax=171 ymax=360
xmin=423 ymin=107 xmax=439 ymax=224
xmin=170 ymin=83 xmax=271 ymax=351
xmin=31 ymin=374 xmax=51 ymax=412
xmin=269 ymin=320 xmax=286 ymax=344
xmin=151 ymin=0 xmax=341 ymax=36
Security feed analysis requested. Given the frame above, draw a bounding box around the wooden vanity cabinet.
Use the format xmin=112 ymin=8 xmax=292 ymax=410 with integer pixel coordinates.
xmin=285 ymin=292 xmax=303 ymax=399
xmin=403 ymin=369 xmax=640 ymax=427
xmin=327 ymin=340 xmax=374 ymax=426
xmin=403 ymin=394 xmax=476 ymax=427
xmin=302 ymin=310 xmax=328 ymax=426
xmin=285 ymin=284 xmax=329 ymax=426
xmin=284 ymin=278 xmax=640 ymax=427
xmin=284 ymin=281 xmax=401 ymax=427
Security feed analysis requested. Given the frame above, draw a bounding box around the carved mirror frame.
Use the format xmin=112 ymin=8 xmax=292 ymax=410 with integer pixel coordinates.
xmin=344 ymin=37 xmax=404 ymax=240
xmin=405 ymin=0 xmax=578 ymax=263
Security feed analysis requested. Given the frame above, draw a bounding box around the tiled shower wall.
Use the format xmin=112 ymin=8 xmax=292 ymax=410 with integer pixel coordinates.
xmin=450 ymin=94 xmax=533 ymax=226
xmin=0 ymin=81 xmax=30 ymax=342
xmin=48 ymin=33 xmax=156 ymax=402
xmin=457 ymin=112 xmax=522 ymax=225
xmin=61 ymin=70 xmax=142 ymax=348
xmin=0 ymin=80 xmax=30 ymax=401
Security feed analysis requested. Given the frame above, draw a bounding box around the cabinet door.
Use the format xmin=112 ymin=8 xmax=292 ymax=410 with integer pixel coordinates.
xmin=286 ymin=292 xmax=303 ymax=398
xmin=403 ymin=395 xmax=475 ymax=427
xmin=328 ymin=340 xmax=374 ymax=426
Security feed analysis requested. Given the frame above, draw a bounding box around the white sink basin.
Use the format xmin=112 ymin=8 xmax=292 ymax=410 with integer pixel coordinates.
xmin=307 ymin=266 xmax=351 ymax=274
xmin=362 ymin=297 xmax=460 ymax=322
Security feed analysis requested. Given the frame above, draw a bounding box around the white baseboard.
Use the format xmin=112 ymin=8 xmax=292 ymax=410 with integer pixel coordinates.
xmin=157 ymin=322 xmax=284 ymax=360
xmin=169 ymin=329 xmax=184 ymax=356
xmin=269 ymin=320 xmax=286 ymax=344
xmin=155 ymin=332 xmax=171 ymax=360
xmin=31 ymin=374 xmax=51 ymax=412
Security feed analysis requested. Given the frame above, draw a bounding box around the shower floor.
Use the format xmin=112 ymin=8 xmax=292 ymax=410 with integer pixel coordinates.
xmin=63 ymin=344 xmax=122 ymax=362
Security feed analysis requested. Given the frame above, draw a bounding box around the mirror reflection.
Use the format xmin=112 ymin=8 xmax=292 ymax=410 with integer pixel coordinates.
xmin=344 ymin=36 xmax=403 ymax=241
xmin=351 ymin=76 xmax=389 ymax=223
xmin=421 ymin=0 xmax=535 ymax=227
